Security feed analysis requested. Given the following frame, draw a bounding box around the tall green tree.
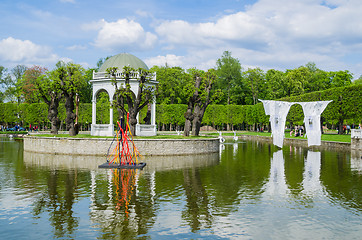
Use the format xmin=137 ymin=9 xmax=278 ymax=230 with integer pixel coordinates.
xmin=329 ymin=70 xmax=353 ymax=88
xmin=0 ymin=65 xmax=27 ymax=103
xmin=284 ymin=66 xmax=311 ymax=96
xmin=0 ymin=66 xmax=7 ymax=103
xmin=11 ymin=65 xmax=27 ymax=104
xmin=21 ymin=66 xmax=47 ymax=103
xmin=216 ymin=51 xmax=243 ymax=105
xmin=54 ymin=61 xmax=85 ymax=136
xmin=304 ymin=62 xmax=330 ymax=92
xmin=265 ymin=69 xmax=286 ymax=100
xmin=78 ymin=68 xmax=93 ymax=103
xmin=151 ymin=65 xmax=188 ymax=104
xmin=243 ymin=68 xmax=266 ymax=105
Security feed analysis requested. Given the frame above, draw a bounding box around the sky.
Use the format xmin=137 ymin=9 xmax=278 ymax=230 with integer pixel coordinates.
xmin=1 ymin=0 xmax=362 ymax=79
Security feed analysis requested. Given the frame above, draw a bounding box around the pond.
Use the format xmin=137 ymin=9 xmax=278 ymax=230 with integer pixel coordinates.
xmin=0 ymin=137 xmax=361 ymax=239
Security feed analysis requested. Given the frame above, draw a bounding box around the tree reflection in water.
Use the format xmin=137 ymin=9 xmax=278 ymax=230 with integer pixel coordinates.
xmin=32 ymin=169 xmax=79 ymax=239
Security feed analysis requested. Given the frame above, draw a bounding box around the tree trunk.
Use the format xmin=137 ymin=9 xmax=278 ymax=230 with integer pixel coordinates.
xmin=184 ymin=100 xmax=194 ymax=137
xmin=129 ymin=109 xmax=138 ymax=136
xmin=338 ymin=119 xmax=344 ymax=135
xmin=192 ymin=104 xmax=205 ymax=136
xmin=64 ymin=93 xmax=76 ymax=136
xmin=192 ymin=106 xmax=200 ymax=136
xmin=49 ymin=103 xmax=60 ymax=135
xmin=184 ymin=76 xmax=202 ymax=136
xmin=47 ymin=95 xmax=61 ymax=135
xmin=184 ymin=119 xmax=192 ymax=136
xmin=143 ymin=103 xmax=152 ymax=124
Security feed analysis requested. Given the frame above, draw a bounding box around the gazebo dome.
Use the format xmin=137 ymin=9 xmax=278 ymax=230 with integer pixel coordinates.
xmin=99 ymin=53 xmax=149 ymax=72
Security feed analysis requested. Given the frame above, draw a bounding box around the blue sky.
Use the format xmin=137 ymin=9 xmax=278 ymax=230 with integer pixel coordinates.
xmin=1 ymin=0 xmax=361 ymax=79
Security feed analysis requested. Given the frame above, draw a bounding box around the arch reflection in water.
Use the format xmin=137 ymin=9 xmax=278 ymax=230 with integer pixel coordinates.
xmin=302 ymin=151 xmax=323 ymax=195
xmin=262 ymin=150 xmax=323 ymax=197
xmin=263 ymin=150 xmax=289 ymax=196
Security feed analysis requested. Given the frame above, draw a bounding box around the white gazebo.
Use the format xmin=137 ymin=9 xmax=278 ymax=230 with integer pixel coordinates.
xmin=90 ymin=53 xmax=158 ymax=137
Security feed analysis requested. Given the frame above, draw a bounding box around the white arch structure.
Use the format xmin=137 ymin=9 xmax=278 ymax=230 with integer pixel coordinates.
xmin=90 ymin=70 xmax=158 ymax=136
xmin=259 ymin=100 xmax=332 ymax=148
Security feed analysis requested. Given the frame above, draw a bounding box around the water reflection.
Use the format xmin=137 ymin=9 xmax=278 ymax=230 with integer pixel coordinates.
xmin=89 ymin=169 xmax=155 ymax=239
xmin=302 ymin=151 xmax=323 ymax=195
xmin=263 ymin=150 xmax=289 ymax=196
xmin=23 ymin=151 xmax=220 ymax=172
xmin=23 ymin=151 xmax=105 ymax=170
xmin=1 ymin=138 xmax=362 ymax=239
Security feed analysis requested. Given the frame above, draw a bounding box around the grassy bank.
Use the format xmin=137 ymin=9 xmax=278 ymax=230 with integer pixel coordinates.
xmin=0 ymin=131 xmax=28 ymax=135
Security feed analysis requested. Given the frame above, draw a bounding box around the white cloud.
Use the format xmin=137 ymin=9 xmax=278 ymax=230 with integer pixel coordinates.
xmin=153 ymin=0 xmax=362 ymax=77
xmin=92 ymin=19 xmax=157 ymax=51
xmin=135 ymin=10 xmax=152 ymax=18
xmin=145 ymin=54 xmax=184 ymax=68
xmin=66 ymin=44 xmax=87 ymax=51
xmin=0 ymin=37 xmax=58 ymax=64
xmin=59 ymin=57 xmax=74 ymax=63
xmin=59 ymin=0 xmax=76 ymax=3
xmin=82 ymin=20 xmax=105 ymax=31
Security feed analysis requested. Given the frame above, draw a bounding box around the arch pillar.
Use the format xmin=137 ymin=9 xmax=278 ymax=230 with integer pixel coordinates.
xmin=135 ymin=95 xmax=157 ymax=136
xmin=259 ymin=99 xmax=332 ymax=148
xmin=92 ymin=99 xmax=96 ymax=125
xmin=90 ymin=75 xmax=115 ymax=136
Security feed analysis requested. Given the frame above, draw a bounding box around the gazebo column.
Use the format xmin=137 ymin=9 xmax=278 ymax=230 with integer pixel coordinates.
xmin=109 ymin=106 xmax=113 ymax=125
xmin=151 ymin=101 xmax=156 ymax=125
xmin=92 ymin=99 xmax=96 ymax=124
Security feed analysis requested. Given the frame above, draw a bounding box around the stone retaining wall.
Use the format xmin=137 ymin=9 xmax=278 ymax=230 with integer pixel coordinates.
xmin=351 ymin=129 xmax=362 ymax=150
xmin=238 ymin=135 xmax=351 ymax=150
xmin=23 ymin=136 xmax=220 ymax=156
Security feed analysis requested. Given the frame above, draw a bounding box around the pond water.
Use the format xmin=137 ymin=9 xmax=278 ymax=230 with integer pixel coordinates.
xmin=0 ymin=137 xmax=361 ymax=239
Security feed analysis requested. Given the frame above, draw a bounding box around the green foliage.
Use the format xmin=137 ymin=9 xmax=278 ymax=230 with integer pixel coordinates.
xmin=156 ymin=104 xmax=187 ymax=126
xmin=329 ymin=70 xmax=353 ymax=88
xmin=203 ymin=105 xmax=227 ymax=127
xmin=21 ymin=103 xmax=48 ymax=124
xmin=0 ymin=103 xmax=18 ymax=124
xmin=243 ymin=68 xmax=267 ymax=105
xmin=0 ymin=65 xmax=27 ymax=103
xmin=78 ymin=103 xmax=92 ymax=125
xmin=216 ymin=51 xmax=243 ymax=105
xmin=96 ymin=92 xmax=110 ymax=124
xmin=21 ymin=66 xmax=47 ymax=103
xmin=151 ymin=65 xmax=188 ymax=104
xmin=78 ymin=68 xmax=93 ymax=103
